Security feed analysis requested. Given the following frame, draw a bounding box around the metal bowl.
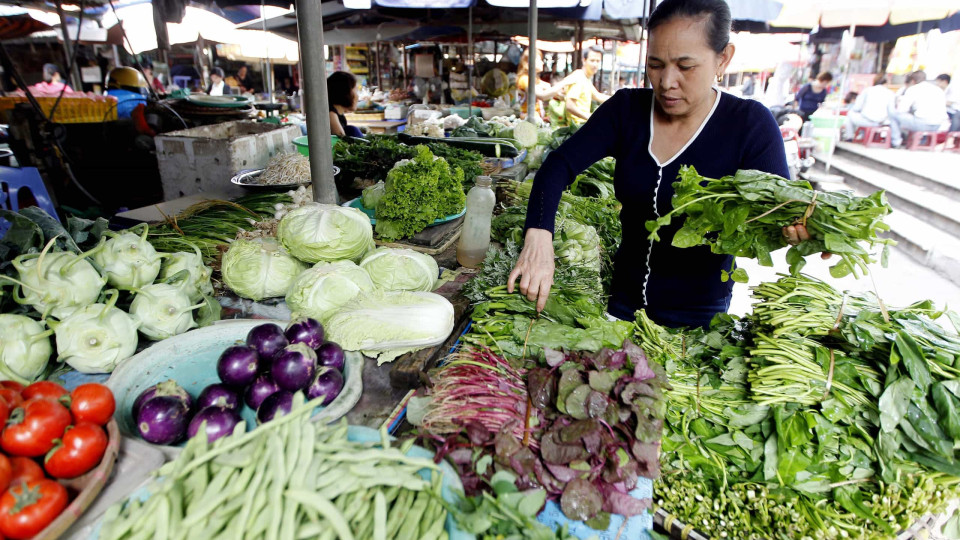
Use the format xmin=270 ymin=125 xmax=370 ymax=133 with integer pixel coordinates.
xmin=230 ymin=166 xmax=340 ymax=190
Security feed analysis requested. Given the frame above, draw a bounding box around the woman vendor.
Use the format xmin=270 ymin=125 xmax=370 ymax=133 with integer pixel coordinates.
xmin=327 ymin=71 xmax=363 ymax=138
xmin=508 ymin=0 xmax=821 ymax=329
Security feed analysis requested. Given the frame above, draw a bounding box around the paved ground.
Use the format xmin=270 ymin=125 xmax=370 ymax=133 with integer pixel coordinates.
xmin=832 ymin=142 xmax=960 ymax=188
xmin=729 ymin=247 xmax=960 ymax=318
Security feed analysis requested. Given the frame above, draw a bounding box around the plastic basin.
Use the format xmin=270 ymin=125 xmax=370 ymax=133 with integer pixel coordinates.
xmin=293 ymin=135 xmax=339 ymax=157
xmin=106 ymin=319 xmax=362 ymax=456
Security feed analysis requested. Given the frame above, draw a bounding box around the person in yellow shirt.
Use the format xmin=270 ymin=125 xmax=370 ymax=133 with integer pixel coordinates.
xmin=565 ymin=46 xmax=610 ymax=125
xmin=517 ymin=49 xmax=576 ymax=123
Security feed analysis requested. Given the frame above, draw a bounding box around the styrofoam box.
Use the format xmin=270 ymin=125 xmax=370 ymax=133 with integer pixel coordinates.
xmin=155 ymin=120 xmax=301 ymax=201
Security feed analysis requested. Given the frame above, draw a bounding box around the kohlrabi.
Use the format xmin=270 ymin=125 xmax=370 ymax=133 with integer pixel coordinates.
xmin=54 ymin=289 xmax=140 ymax=373
xmin=93 ymin=224 xmax=162 ymax=290
xmin=0 ymin=314 xmax=53 ymax=385
xmin=157 ymin=244 xmax=214 ymax=303
xmin=1 ymin=237 xmax=106 ymax=319
xmin=130 ymin=283 xmax=204 ymax=341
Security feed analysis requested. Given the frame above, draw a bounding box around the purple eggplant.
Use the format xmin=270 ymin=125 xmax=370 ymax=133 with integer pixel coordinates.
xmin=285 ymin=318 xmax=324 ymax=350
xmin=271 ymin=343 xmax=317 ymax=392
xmin=316 ymin=342 xmax=346 ymax=372
xmin=244 ymin=374 xmax=280 ymax=410
xmin=306 ymin=367 xmax=344 ymax=406
xmin=132 ymin=380 xmax=193 ymax=420
xmin=246 ymin=323 xmax=288 ymax=361
xmin=257 ymin=390 xmax=294 ymax=424
xmin=197 ymin=384 xmax=242 ymax=411
xmin=217 ymin=345 xmax=260 ymax=388
xmin=137 ymin=396 xmax=190 ymax=445
xmin=187 ymin=406 xmax=244 ymax=443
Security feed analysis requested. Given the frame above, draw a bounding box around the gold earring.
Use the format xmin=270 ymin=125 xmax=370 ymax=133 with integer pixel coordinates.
xmin=716 ymin=74 xmax=722 ymax=83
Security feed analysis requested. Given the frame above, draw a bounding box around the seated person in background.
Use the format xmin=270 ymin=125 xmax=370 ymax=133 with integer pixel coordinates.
xmin=327 ymin=71 xmax=362 ymax=138
xmin=842 ymin=74 xmax=894 ymax=141
xmin=889 ymin=70 xmax=949 ymax=148
xmin=235 ymin=65 xmax=256 ymax=94
xmin=936 ymin=73 xmax=960 ymax=132
xmin=207 ymin=68 xmax=233 ymax=96
xmin=29 ymin=64 xmax=73 ymax=95
xmin=793 ymin=71 xmax=832 ymax=120
xmin=142 ymin=61 xmax=166 ymax=94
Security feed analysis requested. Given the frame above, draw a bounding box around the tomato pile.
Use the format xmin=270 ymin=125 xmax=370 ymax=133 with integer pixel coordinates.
xmin=0 ymin=381 xmax=114 ymax=539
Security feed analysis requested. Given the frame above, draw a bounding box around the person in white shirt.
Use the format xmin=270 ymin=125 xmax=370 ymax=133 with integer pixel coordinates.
xmin=936 ymin=73 xmax=960 ymax=131
xmin=206 ymin=67 xmax=233 ymax=96
xmin=842 ymin=74 xmax=895 ymax=140
xmin=889 ymin=70 xmax=949 ymax=147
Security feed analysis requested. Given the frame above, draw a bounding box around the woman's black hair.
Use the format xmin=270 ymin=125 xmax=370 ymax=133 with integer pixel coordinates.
xmin=327 ymin=71 xmax=357 ymax=108
xmin=582 ymin=45 xmax=603 ymax=60
xmin=647 ymin=0 xmax=732 ymax=54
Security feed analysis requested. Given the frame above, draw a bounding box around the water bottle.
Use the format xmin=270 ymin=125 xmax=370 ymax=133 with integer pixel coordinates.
xmin=457 ymin=176 xmax=496 ymax=268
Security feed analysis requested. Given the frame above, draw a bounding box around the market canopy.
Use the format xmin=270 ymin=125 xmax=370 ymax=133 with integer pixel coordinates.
xmin=771 ymin=0 xmax=960 ymax=28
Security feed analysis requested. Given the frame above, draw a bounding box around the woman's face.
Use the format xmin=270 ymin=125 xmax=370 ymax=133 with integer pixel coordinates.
xmin=646 ymin=16 xmax=733 ymax=118
xmin=211 ymin=74 xmax=222 ymax=84
xmin=348 ymin=86 xmax=358 ymax=111
xmin=811 ymin=80 xmax=825 ymax=91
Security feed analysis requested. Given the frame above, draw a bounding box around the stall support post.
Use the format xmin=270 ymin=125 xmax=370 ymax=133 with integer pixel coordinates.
xmin=295 ymin=0 xmax=338 ymax=204
xmin=467 ymin=6 xmax=473 ymax=113
xmin=56 ymin=3 xmax=82 ymax=92
xmin=527 ymin=0 xmax=537 ymax=122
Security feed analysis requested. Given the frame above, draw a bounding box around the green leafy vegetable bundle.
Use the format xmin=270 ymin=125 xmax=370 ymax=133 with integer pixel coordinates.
xmin=569 ymin=158 xmax=616 ymax=200
xmin=644 ymin=167 xmax=895 ymax=280
xmin=638 ymin=274 xmax=960 ymax=540
xmin=374 ymin=145 xmax=466 ymax=241
xmin=334 ymin=135 xmax=484 ymax=188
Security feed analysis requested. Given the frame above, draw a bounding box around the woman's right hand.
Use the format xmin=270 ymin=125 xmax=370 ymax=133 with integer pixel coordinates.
xmin=507 ymin=228 xmax=556 ymax=312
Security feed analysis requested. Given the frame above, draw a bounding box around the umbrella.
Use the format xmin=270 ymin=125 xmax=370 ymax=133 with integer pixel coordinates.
xmin=0 ymin=14 xmax=52 ymax=40
xmin=771 ymin=0 xmax=960 ymax=29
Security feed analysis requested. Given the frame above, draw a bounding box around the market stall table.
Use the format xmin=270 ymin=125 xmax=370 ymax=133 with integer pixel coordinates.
xmin=351 ymin=119 xmax=407 ymax=134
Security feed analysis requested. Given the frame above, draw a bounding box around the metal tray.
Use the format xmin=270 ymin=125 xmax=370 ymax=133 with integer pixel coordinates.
xmin=230 ymin=167 xmax=340 ymax=190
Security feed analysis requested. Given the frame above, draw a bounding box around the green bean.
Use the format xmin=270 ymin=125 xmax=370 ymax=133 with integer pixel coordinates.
xmin=279 ymin=499 xmax=298 ymax=540
xmin=374 ymin=489 xmax=387 ymax=540
xmin=232 ymin=455 xmax=269 ymax=537
xmin=397 ymin=493 xmax=429 ymax=540
xmin=183 ymin=468 xmax=237 ymax=525
xmin=245 ymin=506 xmax=272 ymax=540
xmin=152 ymin=493 xmax=170 ymax=540
xmin=296 ymin=522 xmax=324 ymax=540
xmin=285 ymin=410 xmax=301 ymax=483
xmin=284 ymin=490 xmax=355 ymax=540
xmin=267 ymin=431 xmax=287 ymax=540
xmin=244 ymin=489 xmax=269 ymax=532
xmin=386 ymin=489 xmax=413 ymax=538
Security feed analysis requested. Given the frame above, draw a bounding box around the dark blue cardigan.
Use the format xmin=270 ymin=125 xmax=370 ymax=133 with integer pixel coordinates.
xmin=524 ymin=88 xmax=789 ymax=328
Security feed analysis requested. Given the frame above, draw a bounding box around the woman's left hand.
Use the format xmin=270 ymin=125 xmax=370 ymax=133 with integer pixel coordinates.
xmin=783 ymin=224 xmax=832 ymax=260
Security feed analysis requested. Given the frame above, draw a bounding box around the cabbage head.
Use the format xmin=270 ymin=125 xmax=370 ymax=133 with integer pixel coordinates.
xmin=285 ymin=261 xmax=375 ymax=323
xmin=361 ymin=182 xmax=385 ymax=210
xmin=221 ymin=238 xmax=307 ymax=301
xmin=54 ymin=291 xmax=140 ymax=373
xmin=277 ymin=203 xmax=374 ymax=263
xmin=359 ymin=248 xmax=438 ymax=292
xmin=130 ymin=283 xmax=202 ymax=341
xmin=0 ymin=315 xmax=53 ymax=385
xmin=325 ymin=291 xmax=454 ymax=365
xmin=158 ymin=248 xmax=214 ymax=303
xmin=93 ymin=225 xmax=162 ymax=289
xmin=556 ymin=220 xmax=601 ymax=273
xmin=8 ymin=247 xmax=105 ymax=320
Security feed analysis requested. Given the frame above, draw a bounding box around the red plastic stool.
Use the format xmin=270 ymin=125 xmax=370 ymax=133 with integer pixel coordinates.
xmin=853 ymin=126 xmax=892 ymax=148
xmin=945 ymin=132 xmax=960 ymax=153
xmin=906 ymin=131 xmax=947 ymax=151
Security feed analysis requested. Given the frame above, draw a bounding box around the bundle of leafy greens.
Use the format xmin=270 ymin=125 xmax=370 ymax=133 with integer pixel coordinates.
xmin=333 ymin=135 xmax=484 ymax=188
xmin=569 ymin=158 xmax=616 ymax=200
xmin=374 ymin=145 xmax=466 ymax=241
xmin=415 ymin=343 xmax=667 ymax=525
xmin=644 ymin=167 xmax=895 ymax=281
xmin=637 ymin=273 xmax=960 ymax=540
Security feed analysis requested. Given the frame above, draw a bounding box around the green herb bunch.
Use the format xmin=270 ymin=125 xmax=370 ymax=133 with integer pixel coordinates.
xmin=645 ymin=166 xmax=895 ymax=281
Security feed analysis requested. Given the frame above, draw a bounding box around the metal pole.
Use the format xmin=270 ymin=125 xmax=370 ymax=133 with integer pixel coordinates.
xmin=56 ymin=3 xmax=82 ymax=91
xmin=468 ymin=6 xmax=473 ymax=111
xmin=262 ymin=0 xmax=274 ymax=103
xmin=641 ymin=0 xmax=650 ymax=88
xmin=295 ymin=0 xmax=337 ymax=204
xmin=527 ymin=0 xmax=537 ymax=122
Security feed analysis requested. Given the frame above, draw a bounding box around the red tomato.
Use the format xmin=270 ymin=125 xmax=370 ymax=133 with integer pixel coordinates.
xmin=0 ymin=399 xmax=9 ymax=429
xmin=0 ymin=391 xmax=22 ymax=410
xmin=1 ymin=399 xmax=71 ymax=457
xmin=8 ymin=458 xmax=44 ymax=488
xmin=20 ymin=382 xmax=67 ymax=402
xmin=68 ymin=384 xmax=115 ymax=426
xmin=0 ymin=383 xmax=23 ymax=393
xmin=0 ymin=480 xmax=68 ymax=539
xmin=43 ymin=423 xmax=107 ymax=479
xmin=0 ymin=457 xmax=11 ymax=494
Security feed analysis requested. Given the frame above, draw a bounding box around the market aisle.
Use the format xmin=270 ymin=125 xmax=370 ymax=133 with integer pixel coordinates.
xmin=730 ymin=246 xmax=960 ymax=317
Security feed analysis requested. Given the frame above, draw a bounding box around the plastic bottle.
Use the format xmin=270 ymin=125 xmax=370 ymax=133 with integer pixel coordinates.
xmin=457 ymin=176 xmax=496 ymax=268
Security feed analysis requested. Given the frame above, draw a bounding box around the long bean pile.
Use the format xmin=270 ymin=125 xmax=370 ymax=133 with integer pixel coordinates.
xmin=639 ymin=274 xmax=960 ymax=540
xmin=101 ymin=394 xmax=450 ymax=540
xmin=644 ymin=166 xmax=895 ymax=280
